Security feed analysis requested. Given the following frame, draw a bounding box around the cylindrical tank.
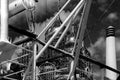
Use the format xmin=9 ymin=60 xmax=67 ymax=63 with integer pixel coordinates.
xmin=8 ymin=0 xmax=67 ymax=29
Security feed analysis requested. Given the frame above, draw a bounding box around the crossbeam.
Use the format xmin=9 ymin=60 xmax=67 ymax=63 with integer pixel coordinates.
xmin=67 ymin=0 xmax=92 ymax=79
xmin=9 ymin=25 xmax=74 ymax=59
xmin=10 ymin=23 xmax=120 ymax=75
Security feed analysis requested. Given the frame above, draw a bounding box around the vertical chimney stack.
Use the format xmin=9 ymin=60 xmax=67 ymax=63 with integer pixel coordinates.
xmin=106 ymin=26 xmax=117 ymax=80
xmin=0 ymin=0 xmax=9 ymax=42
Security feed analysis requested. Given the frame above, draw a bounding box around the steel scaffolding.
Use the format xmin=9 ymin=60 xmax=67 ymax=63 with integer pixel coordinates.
xmin=0 ymin=0 xmax=120 ymax=80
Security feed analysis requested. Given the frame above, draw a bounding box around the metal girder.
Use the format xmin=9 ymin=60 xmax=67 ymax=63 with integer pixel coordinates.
xmin=67 ymin=0 xmax=92 ymax=79
xmin=10 ymin=20 xmax=120 ymax=75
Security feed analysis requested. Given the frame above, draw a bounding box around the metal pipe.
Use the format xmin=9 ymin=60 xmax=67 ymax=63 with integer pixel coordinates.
xmin=33 ymin=43 xmax=37 ymax=80
xmin=8 ymin=60 xmax=27 ymax=67
xmin=0 ymin=0 xmax=9 ymax=42
xmin=37 ymin=0 xmax=71 ymax=38
xmin=0 ymin=54 xmax=29 ymax=66
xmin=35 ymin=39 xmax=74 ymax=58
xmin=3 ymin=70 xmax=24 ymax=78
xmin=54 ymin=19 xmax=72 ymax=48
xmin=36 ymin=0 xmax=85 ymax=60
xmin=3 ymin=77 xmax=17 ymax=80
xmin=14 ymin=37 xmax=32 ymax=45
xmin=67 ymin=0 xmax=92 ymax=79
xmin=54 ymin=4 xmax=82 ymax=48
xmin=22 ymin=56 xmax=33 ymax=80
xmin=37 ymin=67 xmax=67 ymax=76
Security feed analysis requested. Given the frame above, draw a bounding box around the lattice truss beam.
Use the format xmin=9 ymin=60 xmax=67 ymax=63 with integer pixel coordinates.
xmin=0 ymin=0 xmax=120 ymax=80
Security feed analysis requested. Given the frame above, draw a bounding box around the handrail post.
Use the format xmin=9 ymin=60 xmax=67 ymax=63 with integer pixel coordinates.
xmin=33 ymin=43 xmax=37 ymax=80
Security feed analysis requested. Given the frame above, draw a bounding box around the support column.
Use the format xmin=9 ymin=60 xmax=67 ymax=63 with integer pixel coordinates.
xmin=33 ymin=43 xmax=37 ymax=80
xmin=0 ymin=0 xmax=9 ymax=42
xmin=106 ymin=26 xmax=117 ymax=80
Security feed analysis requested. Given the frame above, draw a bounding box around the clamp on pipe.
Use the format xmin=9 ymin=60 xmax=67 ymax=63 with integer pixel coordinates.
xmin=21 ymin=0 xmax=36 ymax=10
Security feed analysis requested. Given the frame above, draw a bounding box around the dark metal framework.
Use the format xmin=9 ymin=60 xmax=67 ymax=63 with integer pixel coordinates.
xmin=0 ymin=0 xmax=120 ymax=80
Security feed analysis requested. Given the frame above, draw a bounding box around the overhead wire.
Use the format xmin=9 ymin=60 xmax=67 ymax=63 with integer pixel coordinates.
xmin=82 ymin=0 xmax=117 ymax=78
xmin=85 ymin=29 xmax=93 ymax=46
xmin=98 ymin=0 xmax=116 ymax=21
xmin=85 ymin=0 xmax=116 ymax=48
xmin=84 ymin=0 xmax=116 ymax=47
